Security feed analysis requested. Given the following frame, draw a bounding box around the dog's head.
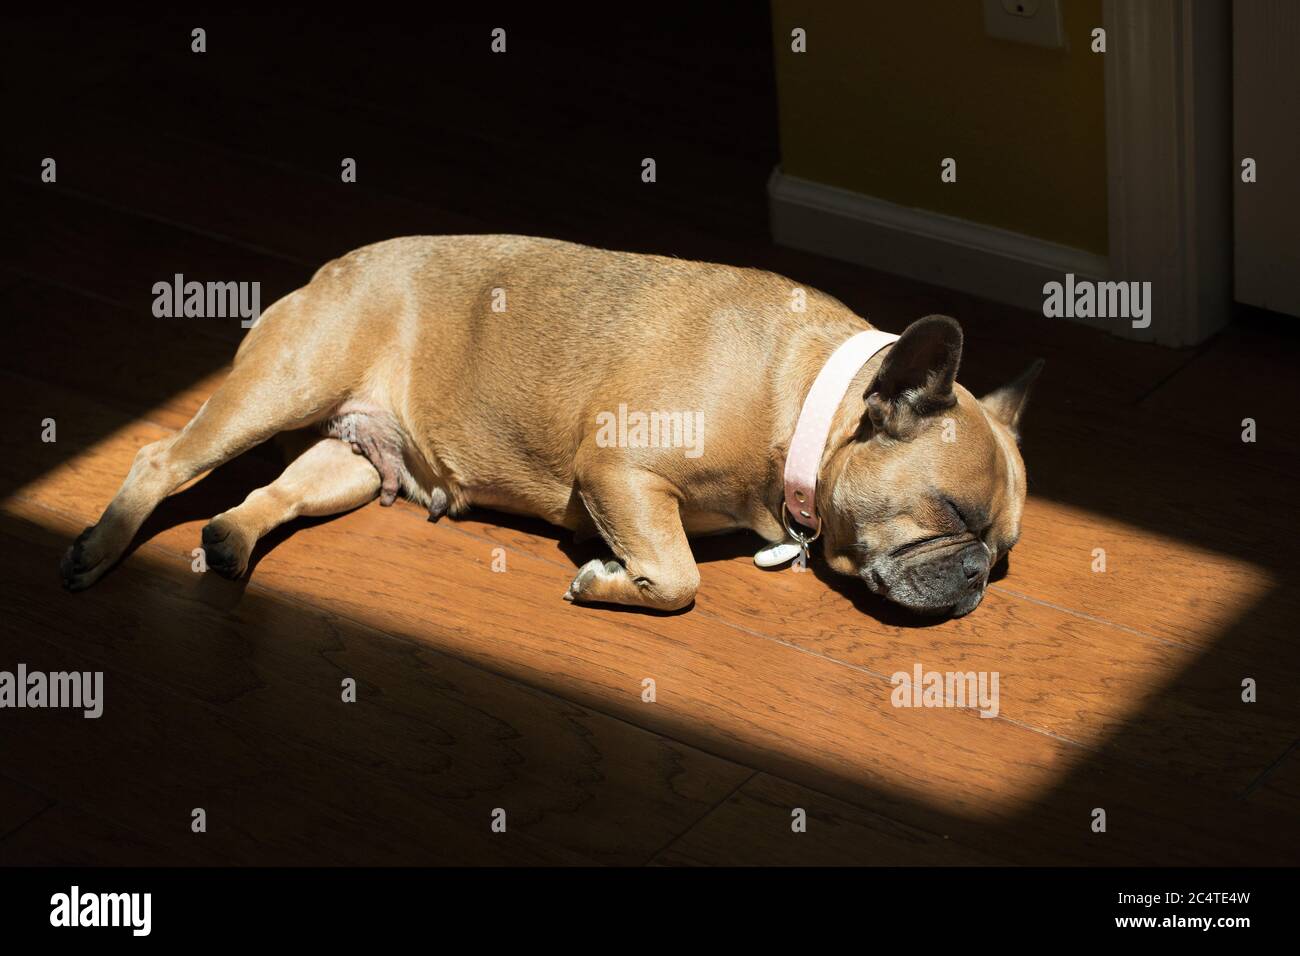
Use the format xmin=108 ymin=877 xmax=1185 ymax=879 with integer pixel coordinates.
xmin=820 ymin=315 xmax=1041 ymax=617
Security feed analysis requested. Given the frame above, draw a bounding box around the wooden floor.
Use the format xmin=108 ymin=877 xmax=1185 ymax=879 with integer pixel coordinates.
xmin=2 ymin=13 xmax=1298 ymax=865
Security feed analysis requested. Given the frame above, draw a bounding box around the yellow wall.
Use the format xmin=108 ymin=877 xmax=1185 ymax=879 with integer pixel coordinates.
xmin=772 ymin=0 xmax=1108 ymax=254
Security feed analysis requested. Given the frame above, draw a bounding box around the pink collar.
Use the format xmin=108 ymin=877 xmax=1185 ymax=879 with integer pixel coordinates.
xmin=783 ymin=329 xmax=899 ymax=536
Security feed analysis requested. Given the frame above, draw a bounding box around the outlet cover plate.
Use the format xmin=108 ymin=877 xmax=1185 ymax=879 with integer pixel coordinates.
xmin=982 ymin=0 xmax=1065 ymax=48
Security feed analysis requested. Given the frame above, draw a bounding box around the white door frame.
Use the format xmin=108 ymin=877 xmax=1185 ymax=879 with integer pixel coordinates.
xmin=1103 ymin=0 xmax=1232 ymax=346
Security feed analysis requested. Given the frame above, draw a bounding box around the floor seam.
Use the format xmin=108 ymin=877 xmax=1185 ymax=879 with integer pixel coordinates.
xmin=1131 ymin=337 xmax=1221 ymax=406
xmin=1242 ymin=738 xmax=1299 ymax=799
xmin=0 ymin=794 xmax=55 ymax=844
xmin=639 ymin=769 xmax=759 ymax=866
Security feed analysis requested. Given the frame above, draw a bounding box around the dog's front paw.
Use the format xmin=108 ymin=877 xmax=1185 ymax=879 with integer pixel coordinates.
xmin=563 ymin=558 xmax=622 ymax=603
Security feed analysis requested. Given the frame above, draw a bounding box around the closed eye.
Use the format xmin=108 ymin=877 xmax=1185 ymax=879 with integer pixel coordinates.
xmin=945 ymin=497 xmax=991 ymax=536
xmin=889 ymin=532 xmax=957 ymax=559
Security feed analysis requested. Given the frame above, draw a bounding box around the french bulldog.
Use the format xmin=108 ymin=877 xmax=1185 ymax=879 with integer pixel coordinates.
xmin=61 ymin=235 xmax=1040 ymax=617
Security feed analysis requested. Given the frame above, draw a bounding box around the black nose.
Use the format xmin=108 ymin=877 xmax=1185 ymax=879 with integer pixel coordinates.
xmin=961 ymin=546 xmax=988 ymax=584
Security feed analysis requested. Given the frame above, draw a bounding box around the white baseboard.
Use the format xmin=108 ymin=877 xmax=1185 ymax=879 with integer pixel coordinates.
xmin=768 ymin=167 xmax=1112 ymax=324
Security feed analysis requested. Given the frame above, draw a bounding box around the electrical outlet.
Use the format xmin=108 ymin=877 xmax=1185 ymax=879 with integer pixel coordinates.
xmin=982 ymin=0 xmax=1064 ymax=48
xmin=1002 ymin=0 xmax=1041 ymax=16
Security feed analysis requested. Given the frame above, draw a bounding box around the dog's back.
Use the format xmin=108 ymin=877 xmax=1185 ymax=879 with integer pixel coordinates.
xmin=241 ymin=235 xmax=865 ymax=525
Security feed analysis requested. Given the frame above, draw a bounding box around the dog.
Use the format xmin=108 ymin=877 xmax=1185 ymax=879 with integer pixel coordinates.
xmin=61 ymin=235 xmax=1040 ymax=617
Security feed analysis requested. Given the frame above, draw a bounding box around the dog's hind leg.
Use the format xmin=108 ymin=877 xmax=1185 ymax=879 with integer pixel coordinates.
xmin=201 ymin=436 xmax=381 ymax=578
xmin=323 ymin=404 xmax=406 ymax=507
xmin=60 ymin=308 xmax=356 ymax=590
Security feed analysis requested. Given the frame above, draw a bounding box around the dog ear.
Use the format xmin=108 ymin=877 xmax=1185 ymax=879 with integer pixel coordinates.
xmin=980 ymin=358 xmax=1044 ymax=439
xmin=863 ymin=315 xmax=962 ymax=437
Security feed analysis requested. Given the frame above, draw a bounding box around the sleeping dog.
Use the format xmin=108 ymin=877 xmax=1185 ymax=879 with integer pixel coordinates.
xmin=62 ymin=235 xmax=1040 ymax=617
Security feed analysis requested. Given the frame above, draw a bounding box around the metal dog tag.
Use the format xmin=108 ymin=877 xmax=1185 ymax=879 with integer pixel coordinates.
xmin=754 ymin=540 xmax=803 ymax=568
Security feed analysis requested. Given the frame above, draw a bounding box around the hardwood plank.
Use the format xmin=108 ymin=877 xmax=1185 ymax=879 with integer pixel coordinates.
xmin=0 ymin=15 xmax=124 ymax=138
xmin=1247 ymin=744 xmax=1300 ymax=817
xmin=1020 ymin=402 xmax=1300 ymax=568
xmin=1138 ymin=318 xmax=1300 ymax=468
xmin=0 ymin=280 xmax=228 ymax=432
xmin=0 ymin=775 xmax=51 ymax=843
xmin=1002 ymin=496 xmax=1279 ymax=651
xmin=7 ymin=186 xmax=304 ymax=329
xmin=1 ymin=802 xmax=207 ymax=866
xmin=4 ymin=114 xmax=487 ymax=269
xmin=652 ymin=773 xmax=1005 ymax=866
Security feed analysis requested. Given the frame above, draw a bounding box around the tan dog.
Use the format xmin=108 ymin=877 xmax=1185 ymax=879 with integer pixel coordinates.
xmin=61 ymin=235 xmax=1040 ymax=616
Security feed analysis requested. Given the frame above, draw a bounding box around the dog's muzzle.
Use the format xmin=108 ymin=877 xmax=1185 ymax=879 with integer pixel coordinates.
xmin=866 ymin=540 xmax=990 ymax=617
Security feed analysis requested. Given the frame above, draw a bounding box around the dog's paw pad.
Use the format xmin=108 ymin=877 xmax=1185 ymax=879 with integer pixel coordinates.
xmin=564 ymin=558 xmax=610 ymax=603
